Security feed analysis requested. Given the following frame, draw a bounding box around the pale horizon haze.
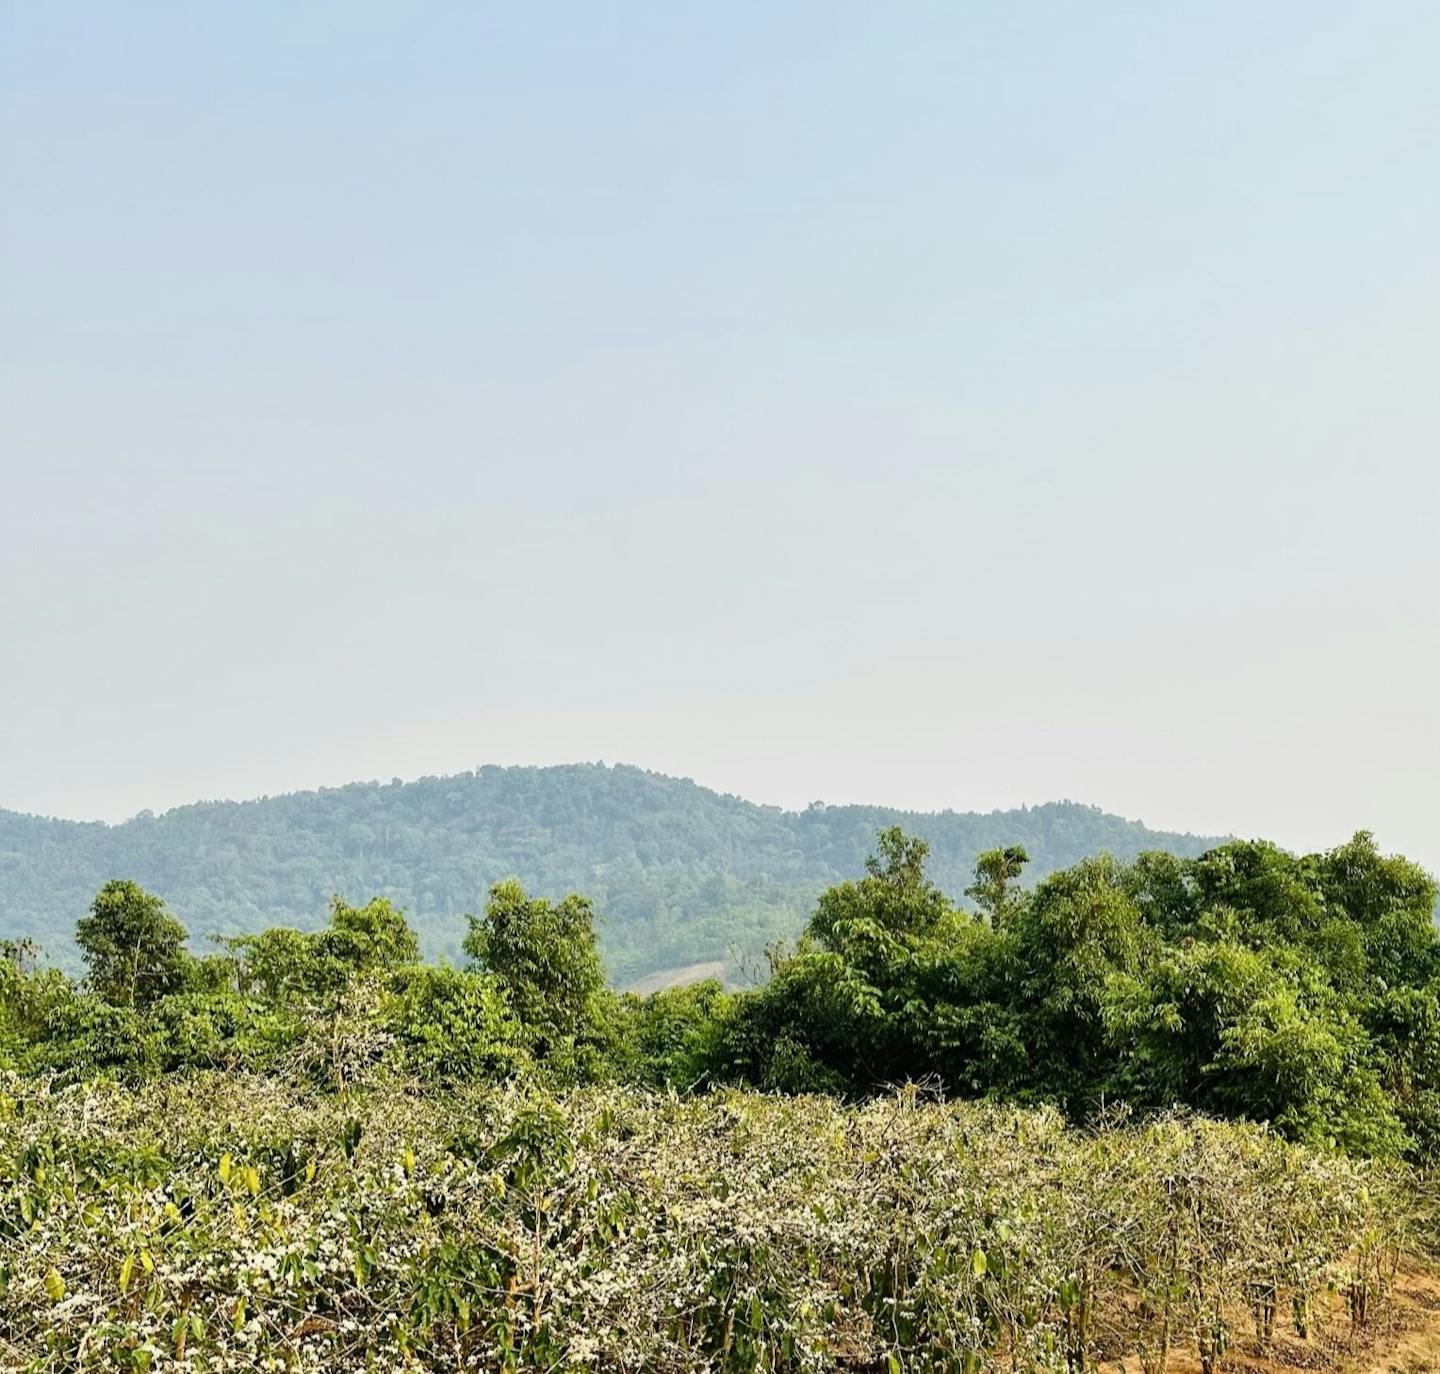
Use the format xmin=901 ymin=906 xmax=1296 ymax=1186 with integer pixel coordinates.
xmin=2 ymin=4 xmax=1438 ymax=873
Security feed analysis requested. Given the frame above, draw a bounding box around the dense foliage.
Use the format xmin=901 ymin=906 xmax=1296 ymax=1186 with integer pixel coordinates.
xmin=0 ymin=764 xmax=1221 ymax=982
xmin=720 ymin=829 xmax=1440 ymax=1161
xmin=3 ymin=826 xmax=1439 ymax=1165
xmin=0 ymin=1076 xmax=1419 ymax=1373
xmin=3 ymin=828 xmax=1439 ymax=1368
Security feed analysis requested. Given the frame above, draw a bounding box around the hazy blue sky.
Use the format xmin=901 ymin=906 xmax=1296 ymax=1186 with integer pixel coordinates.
xmin=3 ymin=3 xmax=1437 ymax=871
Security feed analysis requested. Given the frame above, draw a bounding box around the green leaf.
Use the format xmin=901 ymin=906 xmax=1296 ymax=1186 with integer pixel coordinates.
xmin=119 ymin=1254 xmax=134 ymax=1294
xmin=971 ymin=1248 xmax=987 ymax=1278
xmin=44 ymin=1267 xmax=65 ymax=1303
xmin=341 ymin=1118 xmax=362 ymax=1161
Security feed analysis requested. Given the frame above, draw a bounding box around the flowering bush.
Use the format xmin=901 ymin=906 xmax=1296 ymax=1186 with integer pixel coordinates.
xmin=0 ymin=1070 xmax=1416 ymax=1373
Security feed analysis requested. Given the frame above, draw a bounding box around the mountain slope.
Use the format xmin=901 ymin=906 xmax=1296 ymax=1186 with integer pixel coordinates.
xmin=0 ymin=763 xmax=1222 ymax=981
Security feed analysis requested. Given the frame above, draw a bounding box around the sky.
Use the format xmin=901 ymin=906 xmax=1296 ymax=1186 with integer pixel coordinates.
xmin=2 ymin=2 xmax=1437 ymax=873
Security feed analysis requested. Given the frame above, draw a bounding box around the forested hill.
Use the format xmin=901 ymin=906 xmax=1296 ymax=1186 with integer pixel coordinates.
xmin=0 ymin=764 xmax=1221 ymax=983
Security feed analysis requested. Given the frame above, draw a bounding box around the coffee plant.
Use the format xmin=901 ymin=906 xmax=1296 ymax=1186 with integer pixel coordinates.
xmin=0 ymin=1071 xmax=1419 ymax=1373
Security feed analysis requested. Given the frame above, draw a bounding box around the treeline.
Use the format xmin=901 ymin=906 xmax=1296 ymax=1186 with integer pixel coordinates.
xmin=3 ymin=827 xmax=1437 ymax=1161
xmin=0 ymin=763 xmax=1220 ymax=981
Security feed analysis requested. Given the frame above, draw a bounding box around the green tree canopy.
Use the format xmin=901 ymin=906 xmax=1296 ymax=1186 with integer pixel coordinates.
xmin=965 ymin=845 xmax=1030 ymax=926
xmin=807 ymin=826 xmax=955 ymax=955
xmin=464 ymin=879 xmax=607 ymax=1051
xmin=74 ymin=879 xmax=190 ymax=1008
xmin=316 ymin=895 xmax=420 ymax=975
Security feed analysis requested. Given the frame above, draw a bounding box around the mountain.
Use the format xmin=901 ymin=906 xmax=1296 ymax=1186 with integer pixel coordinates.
xmin=0 ymin=763 xmax=1223 ymax=983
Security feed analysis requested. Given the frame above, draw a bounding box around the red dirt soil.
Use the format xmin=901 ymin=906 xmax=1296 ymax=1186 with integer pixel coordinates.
xmin=1110 ymin=1268 xmax=1440 ymax=1374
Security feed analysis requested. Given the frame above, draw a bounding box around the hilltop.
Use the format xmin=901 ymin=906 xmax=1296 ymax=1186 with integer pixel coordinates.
xmin=0 ymin=763 xmax=1221 ymax=982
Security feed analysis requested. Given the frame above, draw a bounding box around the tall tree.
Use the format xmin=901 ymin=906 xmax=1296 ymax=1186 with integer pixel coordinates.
xmin=75 ymin=880 xmax=189 ymax=1008
xmin=464 ymin=880 xmax=606 ymax=1049
xmin=317 ymin=895 xmax=420 ymax=976
xmin=807 ymin=826 xmax=953 ymax=953
xmin=965 ymin=845 xmax=1030 ymax=927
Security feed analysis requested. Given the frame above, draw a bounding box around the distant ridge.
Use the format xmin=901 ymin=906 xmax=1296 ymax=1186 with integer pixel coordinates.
xmin=0 ymin=763 xmax=1223 ymax=982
